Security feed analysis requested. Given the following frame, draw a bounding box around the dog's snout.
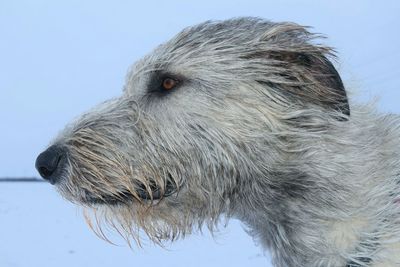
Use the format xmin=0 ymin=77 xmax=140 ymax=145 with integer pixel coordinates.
xmin=35 ymin=145 xmax=66 ymax=184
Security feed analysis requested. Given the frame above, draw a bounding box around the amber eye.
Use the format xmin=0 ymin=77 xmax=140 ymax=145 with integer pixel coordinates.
xmin=162 ymin=77 xmax=178 ymax=90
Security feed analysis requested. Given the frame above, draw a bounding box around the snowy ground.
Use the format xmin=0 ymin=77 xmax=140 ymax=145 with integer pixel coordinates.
xmin=0 ymin=182 xmax=269 ymax=267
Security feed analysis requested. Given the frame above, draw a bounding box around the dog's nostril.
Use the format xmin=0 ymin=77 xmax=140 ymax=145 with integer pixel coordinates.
xmin=35 ymin=145 xmax=65 ymax=184
xmin=38 ymin=166 xmax=54 ymax=178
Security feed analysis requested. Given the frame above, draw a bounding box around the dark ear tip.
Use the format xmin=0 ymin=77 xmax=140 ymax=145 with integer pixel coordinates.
xmin=309 ymin=55 xmax=350 ymax=119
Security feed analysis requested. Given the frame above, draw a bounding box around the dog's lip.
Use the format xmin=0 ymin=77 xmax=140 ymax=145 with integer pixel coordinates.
xmin=84 ymin=191 xmax=133 ymax=205
xmin=84 ymin=180 xmax=177 ymax=205
xmin=136 ymin=179 xmax=176 ymax=200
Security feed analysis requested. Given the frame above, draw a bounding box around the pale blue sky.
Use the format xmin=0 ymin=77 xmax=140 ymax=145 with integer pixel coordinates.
xmin=0 ymin=1 xmax=399 ymax=267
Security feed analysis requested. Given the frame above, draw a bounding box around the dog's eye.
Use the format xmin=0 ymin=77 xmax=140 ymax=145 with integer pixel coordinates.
xmin=162 ymin=77 xmax=179 ymax=90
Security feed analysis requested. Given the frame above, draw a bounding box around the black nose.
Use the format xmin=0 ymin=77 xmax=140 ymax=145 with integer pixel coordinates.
xmin=35 ymin=145 xmax=65 ymax=184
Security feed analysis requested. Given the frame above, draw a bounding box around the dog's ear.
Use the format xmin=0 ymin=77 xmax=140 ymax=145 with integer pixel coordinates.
xmin=268 ymin=50 xmax=350 ymax=118
xmin=248 ymin=23 xmax=350 ymax=118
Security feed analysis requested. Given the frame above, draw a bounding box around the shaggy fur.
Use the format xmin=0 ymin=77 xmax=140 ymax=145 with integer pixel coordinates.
xmin=37 ymin=18 xmax=400 ymax=266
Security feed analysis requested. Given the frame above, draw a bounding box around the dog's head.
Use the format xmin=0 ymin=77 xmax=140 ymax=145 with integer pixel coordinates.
xmin=36 ymin=17 xmax=349 ymax=244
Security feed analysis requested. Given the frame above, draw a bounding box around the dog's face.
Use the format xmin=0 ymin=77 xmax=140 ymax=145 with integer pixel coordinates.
xmin=35 ymin=17 xmax=349 ymax=243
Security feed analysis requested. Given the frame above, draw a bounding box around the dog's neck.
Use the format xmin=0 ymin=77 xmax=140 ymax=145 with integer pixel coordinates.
xmin=234 ymin=107 xmax=400 ymax=267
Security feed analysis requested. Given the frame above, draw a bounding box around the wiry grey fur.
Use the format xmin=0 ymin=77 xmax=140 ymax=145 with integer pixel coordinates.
xmin=44 ymin=18 xmax=400 ymax=266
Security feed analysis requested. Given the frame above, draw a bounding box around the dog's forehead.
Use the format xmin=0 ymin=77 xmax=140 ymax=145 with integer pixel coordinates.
xmin=130 ymin=19 xmax=274 ymax=69
xmin=124 ymin=18 xmax=275 ymax=94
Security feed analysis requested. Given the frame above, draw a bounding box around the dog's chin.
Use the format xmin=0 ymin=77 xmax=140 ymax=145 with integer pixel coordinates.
xmin=83 ymin=181 xmax=177 ymax=206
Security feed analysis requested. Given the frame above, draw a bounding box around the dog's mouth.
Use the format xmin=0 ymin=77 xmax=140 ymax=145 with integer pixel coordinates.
xmin=84 ymin=179 xmax=177 ymax=205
